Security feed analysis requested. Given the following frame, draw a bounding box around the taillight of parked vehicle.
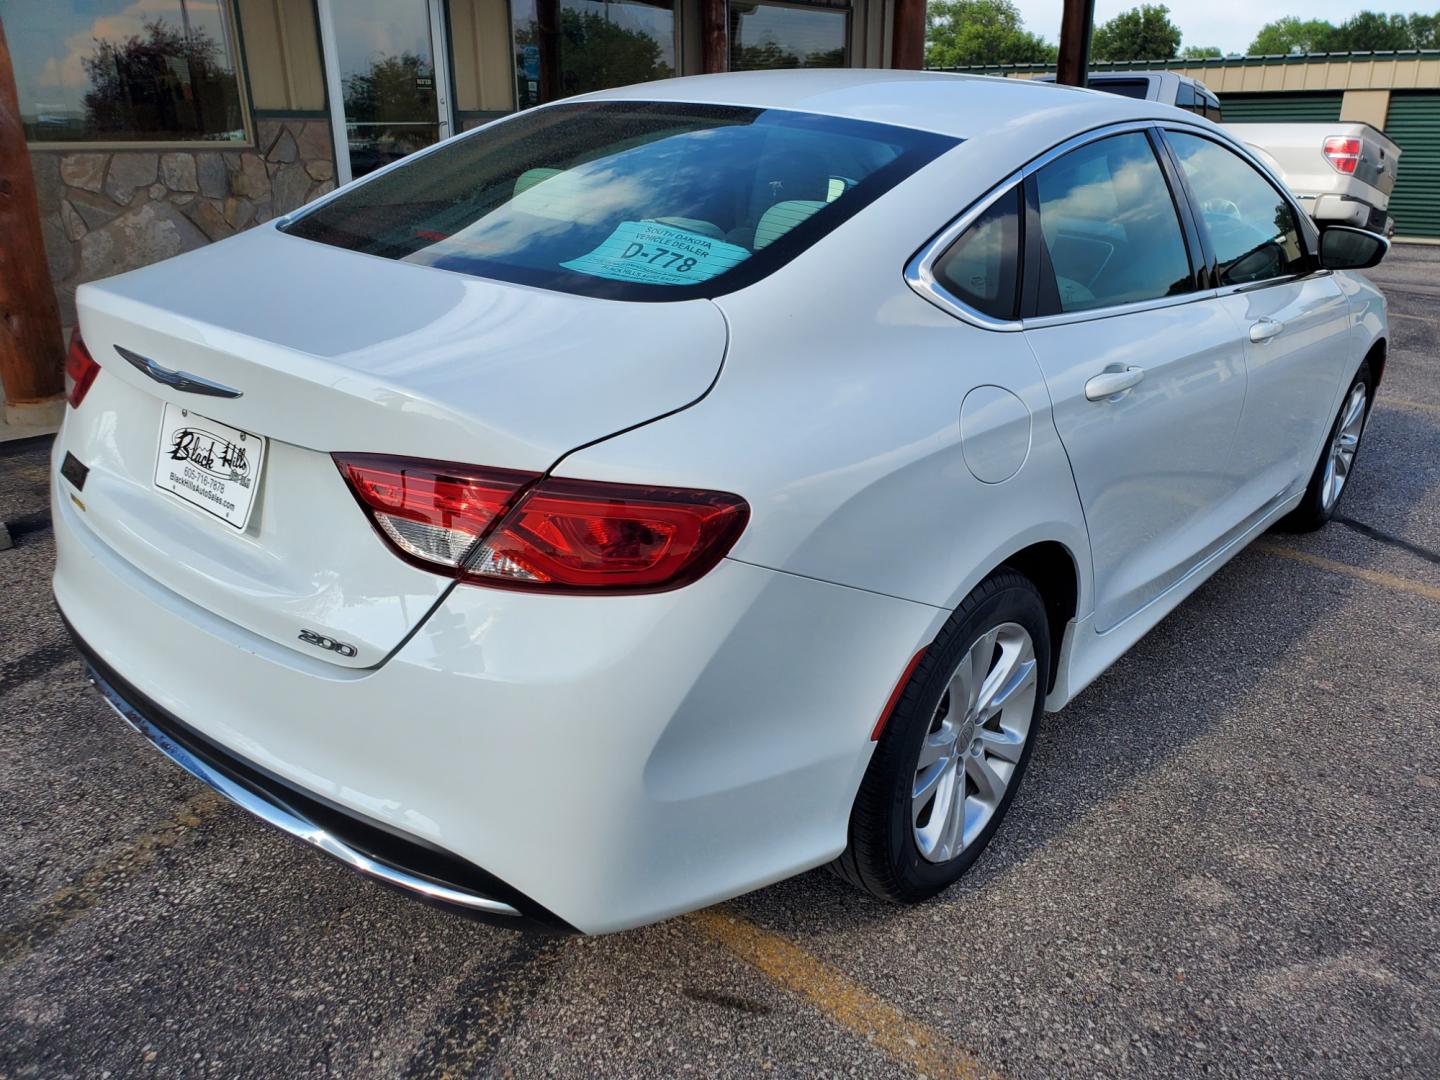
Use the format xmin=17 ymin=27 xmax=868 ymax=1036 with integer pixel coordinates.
xmin=336 ymin=455 xmax=749 ymax=594
xmin=64 ymin=331 xmax=100 ymax=408
xmin=1323 ymin=137 xmax=1362 ymax=175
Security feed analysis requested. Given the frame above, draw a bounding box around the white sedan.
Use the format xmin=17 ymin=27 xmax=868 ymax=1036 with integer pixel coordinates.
xmin=54 ymin=71 xmax=1389 ymax=934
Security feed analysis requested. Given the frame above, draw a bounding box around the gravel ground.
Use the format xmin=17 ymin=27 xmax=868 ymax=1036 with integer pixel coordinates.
xmin=1 ymin=247 xmax=1437 ymax=1080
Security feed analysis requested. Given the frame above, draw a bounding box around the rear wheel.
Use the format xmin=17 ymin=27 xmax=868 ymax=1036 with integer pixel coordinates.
xmin=1282 ymin=362 xmax=1372 ymax=532
xmin=831 ymin=570 xmax=1049 ymax=903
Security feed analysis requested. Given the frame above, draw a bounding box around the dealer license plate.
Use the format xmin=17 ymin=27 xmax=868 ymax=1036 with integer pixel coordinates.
xmin=153 ymin=403 xmax=266 ymax=530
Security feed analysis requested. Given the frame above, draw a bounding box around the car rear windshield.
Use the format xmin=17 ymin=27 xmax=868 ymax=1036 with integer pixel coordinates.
xmin=281 ymin=101 xmax=957 ymax=301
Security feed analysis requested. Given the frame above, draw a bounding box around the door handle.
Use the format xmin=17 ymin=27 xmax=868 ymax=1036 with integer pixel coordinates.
xmin=1084 ymin=366 xmax=1145 ymax=402
xmin=1249 ymin=318 xmax=1285 ymax=343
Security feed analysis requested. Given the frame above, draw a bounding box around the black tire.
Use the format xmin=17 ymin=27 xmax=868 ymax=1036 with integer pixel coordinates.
xmin=1280 ymin=360 xmax=1373 ymax=533
xmin=831 ymin=569 xmax=1050 ymax=903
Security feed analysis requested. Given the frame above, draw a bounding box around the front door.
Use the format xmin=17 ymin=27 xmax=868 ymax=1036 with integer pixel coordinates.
xmin=318 ymin=0 xmax=453 ymax=185
xmin=1163 ymin=130 xmax=1355 ymax=505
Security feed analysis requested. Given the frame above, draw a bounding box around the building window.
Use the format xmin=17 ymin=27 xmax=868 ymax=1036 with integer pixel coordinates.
xmin=729 ymin=0 xmax=848 ymax=71
xmin=5 ymin=0 xmax=246 ymax=144
xmin=510 ymin=0 xmax=676 ymax=110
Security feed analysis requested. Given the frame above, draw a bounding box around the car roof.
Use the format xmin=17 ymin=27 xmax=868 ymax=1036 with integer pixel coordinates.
xmin=570 ymin=70 xmax=1187 ymax=142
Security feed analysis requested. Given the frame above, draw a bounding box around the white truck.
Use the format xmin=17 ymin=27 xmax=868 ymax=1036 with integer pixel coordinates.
xmin=1040 ymin=71 xmax=1400 ymax=235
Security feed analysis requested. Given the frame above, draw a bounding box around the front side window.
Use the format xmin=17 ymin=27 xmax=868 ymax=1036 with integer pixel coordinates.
xmin=5 ymin=0 xmax=245 ymax=143
xmin=1167 ymin=131 xmax=1308 ymax=286
xmin=729 ymin=1 xmax=850 ymax=70
xmin=283 ymin=102 xmax=954 ymax=301
xmin=932 ymin=188 xmax=1021 ymax=321
xmin=1033 ymin=132 xmax=1194 ymax=314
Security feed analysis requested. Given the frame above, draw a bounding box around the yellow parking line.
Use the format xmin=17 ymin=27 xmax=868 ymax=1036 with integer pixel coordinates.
xmin=1387 ymin=311 xmax=1439 ymax=325
xmin=1255 ymin=542 xmax=1440 ymax=602
xmin=1379 ymin=396 xmax=1440 ymax=418
xmin=689 ymin=907 xmax=1001 ymax=1080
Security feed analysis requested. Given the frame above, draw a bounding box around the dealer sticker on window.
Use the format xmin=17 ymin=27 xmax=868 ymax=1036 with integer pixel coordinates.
xmin=561 ymin=220 xmax=750 ymax=285
xmin=153 ymin=403 xmax=266 ymax=530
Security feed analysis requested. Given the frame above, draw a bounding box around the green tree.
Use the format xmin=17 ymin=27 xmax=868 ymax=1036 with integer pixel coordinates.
xmin=1090 ymin=4 xmax=1183 ymax=61
xmin=1249 ymin=16 xmax=1338 ymax=54
xmin=1181 ymin=44 xmax=1223 ymax=58
xmin=925 ymin=0 xmax=1057 ymax=69
xmin=1248 ymin=11 xmax=1440 ymax=55
xmin=1334 ymin=11 xmax=1416 ymax=50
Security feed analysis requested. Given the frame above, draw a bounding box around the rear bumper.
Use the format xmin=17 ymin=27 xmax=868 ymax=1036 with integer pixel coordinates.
xmin=72 ymin=623 xmax=572 ymax=932
xmin=1306 ymin=194 xmax=1394 ymax=237
xmin=53 ymin=461 xmax=944 ymax=933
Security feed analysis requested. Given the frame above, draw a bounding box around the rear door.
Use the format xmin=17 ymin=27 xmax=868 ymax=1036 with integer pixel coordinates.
xmin=1162 ymin=129 xmax=1353 ymax=503
xmin=1020 ymin=129 xmax=1250 ymax=632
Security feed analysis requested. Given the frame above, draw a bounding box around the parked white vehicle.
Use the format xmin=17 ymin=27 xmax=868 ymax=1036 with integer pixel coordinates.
xmin=1048 ymin=72 xmax=1401 ymax=235
xmin=54 ymin=71 xmax=1389 ymax=934
xmin=1233 ymin=121 xmax=1399 ymax=235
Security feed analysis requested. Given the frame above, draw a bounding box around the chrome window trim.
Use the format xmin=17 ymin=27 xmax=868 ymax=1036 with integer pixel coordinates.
xmin=907 ymin=119 xmax=1187 ymax=332
xmin=905 ymin=174 xmax=1027 ymax=331
xmin=906 ymin=116 xmax=1325 ymax=332
xmin=1022 ymin=288 xmax=1218 ymax=330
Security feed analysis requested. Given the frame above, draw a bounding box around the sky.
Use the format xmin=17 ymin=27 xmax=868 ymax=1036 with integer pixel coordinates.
xmin=1012 ymin=0 xmax=1403 ymax=55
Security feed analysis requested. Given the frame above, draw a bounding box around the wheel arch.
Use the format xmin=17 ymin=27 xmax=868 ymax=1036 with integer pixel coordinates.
xmin=1364 ymin=337 xmax=1387 ymax=390
xmin=997 ymin=539 xmax=1081 ymax=693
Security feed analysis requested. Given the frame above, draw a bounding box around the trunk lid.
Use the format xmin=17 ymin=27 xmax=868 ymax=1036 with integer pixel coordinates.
xmin=65 ymin=225 xmax=727 ymax=668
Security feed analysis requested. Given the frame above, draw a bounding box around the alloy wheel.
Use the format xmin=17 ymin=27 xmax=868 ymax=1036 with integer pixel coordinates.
xmin=912 ymin=622 xmax=1038 ymax=864
xmin=1322 ymin=382 xmax=1368 ymax=511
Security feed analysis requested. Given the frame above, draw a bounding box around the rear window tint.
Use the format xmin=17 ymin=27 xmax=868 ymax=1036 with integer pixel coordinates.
xmin=932 ymin=187 xmax=1022 ymax=321
xmin=282 ymin=101 xmax=956 ymax=301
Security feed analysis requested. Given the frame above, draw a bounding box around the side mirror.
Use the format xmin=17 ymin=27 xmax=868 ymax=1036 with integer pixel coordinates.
xmin=1319 ymin=226 xmax=1388 ymax=271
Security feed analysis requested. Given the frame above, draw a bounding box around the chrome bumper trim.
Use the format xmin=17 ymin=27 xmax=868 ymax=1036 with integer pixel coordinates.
xmin=88 ymin=667 xmax=521 ymax=918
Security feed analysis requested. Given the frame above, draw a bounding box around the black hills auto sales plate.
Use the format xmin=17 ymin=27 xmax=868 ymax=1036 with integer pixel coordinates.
xmin=153 ymin=403 xmax=266 ymax=530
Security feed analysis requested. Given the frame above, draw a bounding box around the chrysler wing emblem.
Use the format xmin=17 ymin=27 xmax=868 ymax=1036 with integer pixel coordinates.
xmin=114 ymin=344 xmax=244 ymax=399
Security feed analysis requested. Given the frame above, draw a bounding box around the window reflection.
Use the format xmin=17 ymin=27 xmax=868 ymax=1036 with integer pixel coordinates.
xmin=511 ymin=0 xmax=676 ymax=109
xmin=5 ymin=0 xmax=245 ymax=143
xmin=729 ymin=1 xmax=848 ymax=71
xmin=332 ymin=0 xmax=440 ymax=178
xmin=1034 ymin=133 xmax=1194 ymax=313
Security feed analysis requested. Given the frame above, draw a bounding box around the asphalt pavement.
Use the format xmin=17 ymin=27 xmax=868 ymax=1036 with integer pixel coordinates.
xmin=1 ymin=246 xmax=1437 ymax=1079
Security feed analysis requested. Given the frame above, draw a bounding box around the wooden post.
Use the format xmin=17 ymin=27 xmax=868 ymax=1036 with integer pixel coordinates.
xmin=1056 ymin=0 xmax=1096 ymax=87
xmin=891 ymin=0 xmax=926 ymax=70
xmin=0 ymin=14 xmax=65 ymax=422
xmin=701 ymin=0 xmax=728 ymax=74
xmin=534 ymin=0 xmax=563 ymax=104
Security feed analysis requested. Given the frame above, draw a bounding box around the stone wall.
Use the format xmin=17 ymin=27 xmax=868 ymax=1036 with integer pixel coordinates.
xmin=31 ymin=118 xmax=335 ymax=328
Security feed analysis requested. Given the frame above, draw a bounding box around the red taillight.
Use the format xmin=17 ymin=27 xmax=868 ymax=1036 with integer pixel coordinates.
xmin=336 ymin=455 xmax=749 ymax=593
xmin=64 ymin=330 xmax=100 ymax=408
xmin=336 ymin=455 xmax=537 ymax=573
xmin=1324 ymin=136 xmax=1361 ymax=175
xmin=468 ymin=477 xmax=750 ymax=592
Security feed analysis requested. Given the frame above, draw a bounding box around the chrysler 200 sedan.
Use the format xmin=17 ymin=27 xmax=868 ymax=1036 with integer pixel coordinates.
xmin=54 ymin=71 xmax=1389 ymax=934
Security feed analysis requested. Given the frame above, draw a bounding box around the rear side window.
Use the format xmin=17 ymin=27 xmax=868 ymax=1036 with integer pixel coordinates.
xmin=932 ymin=188 xmax=1022 ymax=321
xmin=281 ymin=101 xmax=955 ymax=301
xmin=1166 ymin=131 xmax=1308 ymax=286
xmin=1032 ymin=132 xmax=1195 ymax=314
